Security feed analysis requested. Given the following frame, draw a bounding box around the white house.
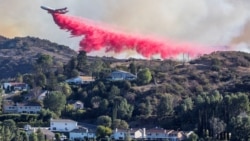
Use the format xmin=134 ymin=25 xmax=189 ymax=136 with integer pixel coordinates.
xmin=68 ymin=100 xmax=84 ymax=110
xmin=111 ymin=128 xmax=146 ymax=140
xmin=107 ymin=70 xmax=137 ymax=81
xmin=111 ymin=128 xmax=128 ymax=140
xmin=146 ymin=128 xmax=173 ymax=140
xmin=2 ymin=100 xmax=17 ymax=113
xmin=16 ymin=102 xmax=42 ymax=114
xmin=69 ymin=127 xmax=96 ymax=141
xmin=50 ymin=119 xmax=78 ymax=132
xmin=2 ymin=100 xmax=42 ymax=114
xmin=3 ymin=82 xmax=28 ymax=91
xmin=66 ymin=76 xmax=95 ymax=85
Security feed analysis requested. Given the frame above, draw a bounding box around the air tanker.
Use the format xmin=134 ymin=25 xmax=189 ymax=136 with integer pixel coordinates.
xmin=41 ymin=6 xmax=68 ymax=14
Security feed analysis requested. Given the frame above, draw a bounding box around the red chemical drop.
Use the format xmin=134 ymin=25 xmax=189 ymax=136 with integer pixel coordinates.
xmin=52 ymin=13 xmax=216 ymax=59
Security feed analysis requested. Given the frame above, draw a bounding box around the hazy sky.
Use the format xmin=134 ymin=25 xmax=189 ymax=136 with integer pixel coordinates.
xmin=1 ymin=0 xmax=250 ymax=56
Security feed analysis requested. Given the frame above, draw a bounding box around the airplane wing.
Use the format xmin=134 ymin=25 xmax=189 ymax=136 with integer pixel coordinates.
xmin=41 ymin=6 xmax=68 ymax=14
xmin=56 ymin=7 xmax=67 ymax=11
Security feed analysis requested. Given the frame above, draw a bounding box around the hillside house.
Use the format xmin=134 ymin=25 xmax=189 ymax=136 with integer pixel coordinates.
xmin=3 ymin=82 xmax=28 ymax=91
xmin=50 ymin=119 xmax=78 ymax=132
xmin=68 ymin=100 xmax=84 ymax=110
xmin=111 ymin=128 xmax=127 ymax=140
xmin=107 ymin=70 xmax=137 ymax=81
xmin=66 ymin=76 xmax=95 ymax=85
xmin=24 ymin=125 xmax=54 ymax=141
xmin=2 ymin=100 xmax=42 ymax=114
xmin=168 ymin=131 xmax=187 ymax=141
xmin=69 ymin=127 xmax=96 ymax=141
xmin=111 ymin=128 xmax=146 ymax=140
xmin=146 ymin=128 xmax=173 ymax=140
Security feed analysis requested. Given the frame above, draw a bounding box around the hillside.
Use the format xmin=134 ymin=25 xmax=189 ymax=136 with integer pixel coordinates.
xmin=0 ymin=35 xmax=77 ymax=79
xmin=0 ymin=35 xmax=249 ymax=140
xmin=0 ymin=35 xmax=249 ymax=96
xmin=108 ymin=51 xmax=250 ymax=96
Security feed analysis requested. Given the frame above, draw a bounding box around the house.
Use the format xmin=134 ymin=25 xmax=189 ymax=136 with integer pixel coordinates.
xmin=146 ymin=128 xmax=189 ymax=141
xmin=2 ymin=100 xmax=42 ymax=114
xmin=2 ymin=100 xmax=17 ymax=113
xmin=107 ymin=70 xmax=137 ymax=81
xmin=16 ymin=102 xmax=42 ymax=114
xmin=146 ymin=128 xmax=173 ymax=140
xmin=3 ymin=82 xmax=28 ymax=91
xmin=69 ymin=127 xmax=96 ymax=141
xmin=111 ymin=128 xmax=146 ymax=140
xmin=50 ymin=119 xmax=78 ymax=132
xmin=22 ymin=88 xmax=47 ymax=101
xmin=24 ymin=125 xmax=54 ymax=141
xmin=68 ymin=100 xmax=84 ymax=110
xmin=37 ymin=91 xmax=49 ymax=101
xmin=66 ymin=76 xmax=95 ymax=85
xmin=111 ymin=128 xmax=128 ymax=140
xmin=168 ymin=131 xmax=187 ymax=141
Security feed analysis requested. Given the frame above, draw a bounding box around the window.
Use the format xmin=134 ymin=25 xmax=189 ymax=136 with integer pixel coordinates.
xmin=65 ymin=123 xmax=67 ymax=125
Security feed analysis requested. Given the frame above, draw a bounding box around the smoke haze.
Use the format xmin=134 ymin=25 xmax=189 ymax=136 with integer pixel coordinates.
xmin=1 ymin=0 xmax=250 ymax=56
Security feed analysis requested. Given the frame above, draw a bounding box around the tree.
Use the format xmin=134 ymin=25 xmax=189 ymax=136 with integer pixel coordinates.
xmin=97 ymin=115 xmax=112 ymax=127
xmin=98 ymin=99 xmax=109 ymax=114
xmin=29 ymin=132 xmax=38 ymax=141
xmin=0 ymin=88 xmax=3 ymax=113
xmin=43 ymin=91 xmax=66 ymax=116
xmin=61 ymin=83 xmax=72 ymax=98
xmin=109 ymin=85 xmax=120 ymax=99
xmin=157 ymin=94 xmax=174 ymax=117
xmin=122 ymin=81 xmax=131 ymax=91
xmin=23 ymin=74 xmax=35 ymax=88
xmin=77 ymin=51 xmax=88 ymax=72
xmin=64 ymin=57 xmax=78 ymax=78
xmin=46 ymin=72 xmax=58 ymax=91
xmin=96 ymin=125 xmax=112 ymax=138
xmin=35 ymin=73 xmax=46 ymax=88
xmin=117 ymin=98 xmax=134 ymax=120
xmin=209 ymin=117 xmax=226 ymax=139
xmin=138 ymin=99 xmax=153 ymax=117
xmin=36 ymin=128 xmax=45 ymax=141
xmin=55 ymin=133 xmax=61 ymax=141
xmin=1 ymin=119 xmax=17 ymax=141
xmin=16 ymin=73 xmax=23 ymax=82
xmin=35 ymin=54 xmax=53 ymax=73
xmin=186 ymin=133 xmax=199 ymax=141
xmin=90 ymin=59 xmax=104 ymax=78
xmin=112 ymin=119 xmax=129 ymax=129
xmin=128 ymin=62 xmax=136 ymax=75
xmin=91 ymin=96 xmax=102 ymax=108
xmin=229 ymin=116 xmax=250 ymax=141
xmin=19 ymin=131 xmax=29 ymax=141
xmin=137 ymin=68 xmax=152 ymax=85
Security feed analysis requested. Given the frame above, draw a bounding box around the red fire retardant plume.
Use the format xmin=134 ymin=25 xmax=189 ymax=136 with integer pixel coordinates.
xmin=52 ymin=13 xmax=215 ymax=59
